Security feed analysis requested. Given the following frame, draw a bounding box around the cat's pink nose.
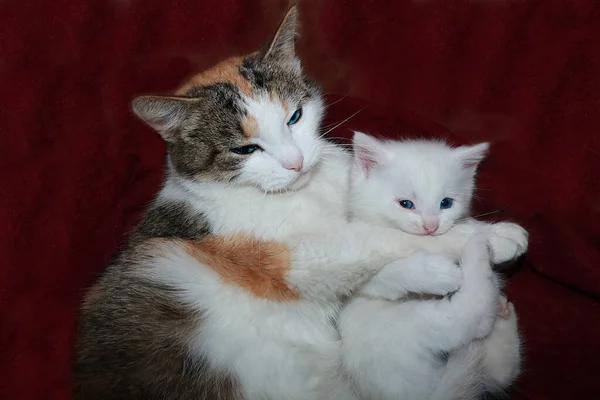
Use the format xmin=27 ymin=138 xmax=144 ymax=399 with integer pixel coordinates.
xmin=423 ymin=221 xmax=439 ymax=235
xmin=284 ymin=156 xmax=304 ymax=172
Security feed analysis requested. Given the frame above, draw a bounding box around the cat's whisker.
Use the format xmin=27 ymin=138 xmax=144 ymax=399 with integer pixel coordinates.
xmin=319 ymin=106 xmax=368 ymax=139
xmin=324 ymin=94 xmax=350 ymax=109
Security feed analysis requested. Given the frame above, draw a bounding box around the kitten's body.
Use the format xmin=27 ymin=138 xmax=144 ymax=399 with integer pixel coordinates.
xmin=75 ymin=9 xmax=527 ymax=400
xmin=340 ymin=134 xmax=524 ymax=400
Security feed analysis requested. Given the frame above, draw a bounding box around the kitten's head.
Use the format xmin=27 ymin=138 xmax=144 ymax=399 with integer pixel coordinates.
xmin=132 ymin=7 xmax=325 ymax=192
xmin=350 ymin=132 xmax=489 ymax=236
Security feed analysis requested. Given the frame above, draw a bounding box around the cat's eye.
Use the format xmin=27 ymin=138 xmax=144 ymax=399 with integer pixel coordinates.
xmin=287 ymin=108 xmax=303 ymax=126
xmin=399 ymin=200 xmax=415 ymax=209
xmin=440 ymin=198 xmax=454 ymax=209
xmin=230 ymin=144 xmax=262 ymax=155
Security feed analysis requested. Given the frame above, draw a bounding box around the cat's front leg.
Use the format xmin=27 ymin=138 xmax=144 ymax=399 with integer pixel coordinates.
xmin=358 ymin=252 xmax=463 ymax=301
xmin=285 ymin=221 xmax=462 ymax=302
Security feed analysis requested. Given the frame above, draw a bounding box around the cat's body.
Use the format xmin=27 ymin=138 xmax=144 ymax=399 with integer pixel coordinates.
xmin=75 ymin=8 xmax=527 ymax=400
xmin=340 ymin=134 xmax=524 ymax=400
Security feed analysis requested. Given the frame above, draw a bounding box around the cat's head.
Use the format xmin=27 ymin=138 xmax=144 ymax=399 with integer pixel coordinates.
xmin=350 ymin=131 xmax=489 ymax=236
xmin=132 ymin=7 xmax=325 ymax=192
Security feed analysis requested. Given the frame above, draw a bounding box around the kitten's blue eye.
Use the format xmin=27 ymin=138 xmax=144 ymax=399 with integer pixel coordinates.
xmin=399 ymin=200 xmax=415 ymax=209
xmin=440 ymin=198 xmax=454 ymax=209
xmin=231 ymin=144 xmax=261 ymax=155
xmin=287 ymin=108 xmax=303 ymax=125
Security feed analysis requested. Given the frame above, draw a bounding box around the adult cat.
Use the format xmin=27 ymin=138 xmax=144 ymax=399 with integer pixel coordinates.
xmin=74 ymin=7 xmax=526 ymax=400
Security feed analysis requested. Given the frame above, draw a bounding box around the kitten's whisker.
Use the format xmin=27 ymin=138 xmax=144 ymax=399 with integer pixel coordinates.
xmin=469 ymin=207 xmax=509 ymax=219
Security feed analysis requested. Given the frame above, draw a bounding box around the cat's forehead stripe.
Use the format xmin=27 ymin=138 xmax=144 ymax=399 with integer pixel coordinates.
xmin=175 ymin=56 xmax=253 ymax=97
xmin=269 ymin=92 xmax=289 ymax=112
xmin=241 ymin=115 xmax=259 ymax=138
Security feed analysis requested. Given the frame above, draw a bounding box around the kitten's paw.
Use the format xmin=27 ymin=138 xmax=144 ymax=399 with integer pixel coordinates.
xmin=418 ymin=254 xmax=463 ymax=296
xmin=493 ymin=301 xmax=519 ymax=333
xmin=488 ymin=222 xmax=529 ymax=264
xmin=498 ymin=296 xmax=511 ymax=319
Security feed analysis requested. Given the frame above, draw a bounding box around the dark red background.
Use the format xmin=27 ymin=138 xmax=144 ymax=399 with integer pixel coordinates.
xmin=1 ymin=0 xmax=599 ymax=399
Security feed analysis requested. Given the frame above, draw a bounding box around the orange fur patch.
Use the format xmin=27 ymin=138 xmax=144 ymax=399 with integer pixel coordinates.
xmin=269 ymin=92 xmax=289 ymax=112
xmin=241 ymin=115 xmax=259 ymax=138
xmin=183 ymin=234 xmax=299 ymax=301
xmin=280 ymin=98 xmax=289 ymax=113
xmin=176 ymin=56 xmax=253 ymax=97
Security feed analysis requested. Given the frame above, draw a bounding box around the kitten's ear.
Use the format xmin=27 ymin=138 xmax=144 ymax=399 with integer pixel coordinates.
xmin=261 ymin=6 xmax=301 ymax=70
xmin=454 ymin=142 xmax=490 ymax=169
xmin=352 ymin=131 xmax=390 ymax=177
xmin=132 ymin=95 xmax=198 ymax=142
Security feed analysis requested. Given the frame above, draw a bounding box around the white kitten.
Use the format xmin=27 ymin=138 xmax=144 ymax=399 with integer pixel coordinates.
xmin=340 ymin=132 xmax=524 ymax=400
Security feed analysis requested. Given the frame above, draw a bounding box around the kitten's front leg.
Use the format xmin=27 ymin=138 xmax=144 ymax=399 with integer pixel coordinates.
xmin=414 ymin=236 xmax=500 ymax=352
xmin=442 ymin=219 xmax=529 ymax=264
xmin=359 ymin=253 xmax=463 ymax=301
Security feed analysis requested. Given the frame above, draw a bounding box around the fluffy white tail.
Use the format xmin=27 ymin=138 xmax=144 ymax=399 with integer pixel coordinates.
xmin=431 ymin=301 xmax=522 ymax=400
xmin=481 ymin=300 xmax=522 ymax=396
xmin=431 ymin=341 xmax=486 ymax=400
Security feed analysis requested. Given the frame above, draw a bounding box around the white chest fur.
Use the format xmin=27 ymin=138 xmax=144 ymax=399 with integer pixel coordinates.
xmin=152 ymin=148 xmax=358 ymax=400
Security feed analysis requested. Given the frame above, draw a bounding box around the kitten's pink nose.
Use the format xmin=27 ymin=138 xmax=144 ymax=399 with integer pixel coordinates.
xmin=283 ymin=156 xmax=304 ymax=172
xmin=423 ymin=221 xmax=439 ymax=235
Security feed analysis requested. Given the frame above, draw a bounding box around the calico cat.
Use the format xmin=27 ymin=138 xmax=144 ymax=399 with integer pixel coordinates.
xmin=74 ymin=7 xmax=527 ymax=400
xmin=340 ymin=132 xmax=524 ymax=400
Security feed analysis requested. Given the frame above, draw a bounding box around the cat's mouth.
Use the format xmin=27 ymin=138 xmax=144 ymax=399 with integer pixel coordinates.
xmin=260 ymin=169 xmax=312 ymax=193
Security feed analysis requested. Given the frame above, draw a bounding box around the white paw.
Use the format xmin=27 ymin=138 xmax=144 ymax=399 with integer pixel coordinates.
xmin=488 ymin=222 xmax=529 ymax=264
xmin=418 ymin=254 xmax=463 ymax=296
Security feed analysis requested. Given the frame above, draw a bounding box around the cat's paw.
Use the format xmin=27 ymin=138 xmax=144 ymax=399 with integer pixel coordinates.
xmin=363 ymin=253 xmax=461 ymax=300
xmin=417 ymin=254 xmax=463 ymax=296
xmin=488 ymin=222 xmax=529 ymax=264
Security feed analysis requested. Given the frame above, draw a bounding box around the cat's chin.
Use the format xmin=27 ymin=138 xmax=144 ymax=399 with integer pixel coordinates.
xmin=288 ymin=170 xmax=312 ymax=190
xmin=257 ymin=170 xmax=312 ymax=193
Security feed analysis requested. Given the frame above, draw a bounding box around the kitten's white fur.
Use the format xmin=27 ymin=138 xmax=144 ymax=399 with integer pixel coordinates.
xmin=340 ymin=132 xmax=524 ymax=400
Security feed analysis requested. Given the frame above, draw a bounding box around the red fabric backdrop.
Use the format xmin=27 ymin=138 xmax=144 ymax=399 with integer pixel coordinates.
xmin=1 ymin=0 xmax=599 ymax=399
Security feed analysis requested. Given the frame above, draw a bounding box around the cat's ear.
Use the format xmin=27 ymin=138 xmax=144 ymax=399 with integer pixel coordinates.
xmin=352 ymin=131 xmax=390 ymax=177
xmin=261 ymin=6 xmax=301 ymax=70
xmin=132 ymin=95 xmax=198 ymax=142
xmin=453 ymin=142 xmax=490 ymax=169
